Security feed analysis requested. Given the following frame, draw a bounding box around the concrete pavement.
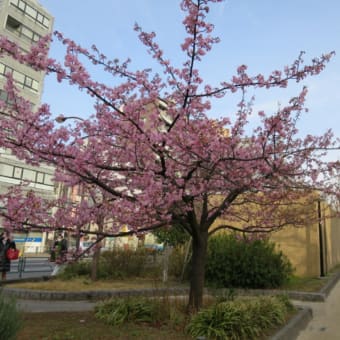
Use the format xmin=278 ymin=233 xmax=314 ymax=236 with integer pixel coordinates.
xmin=16 ymin=299 xmax=97 ymax=313
xmin=296 ymin=278 xmax=340 ymax=340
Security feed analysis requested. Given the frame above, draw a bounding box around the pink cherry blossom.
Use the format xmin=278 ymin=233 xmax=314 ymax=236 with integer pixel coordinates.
xmin=0 ymin=0 xmax=338 ymax=310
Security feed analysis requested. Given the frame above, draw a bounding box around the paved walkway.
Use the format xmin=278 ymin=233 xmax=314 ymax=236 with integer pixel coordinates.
xmin=296 ymin=279 xmax=340 ymax=340
xmin=17 ymin=299 xmax=97 ymax=313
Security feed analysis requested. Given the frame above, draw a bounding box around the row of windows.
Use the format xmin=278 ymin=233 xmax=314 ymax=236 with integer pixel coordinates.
xmin=6 ymin=15 xmax=41 ymax=44
xmin=0 ymin=89 xmax=34 ymax=112
xmin=0 ymin=163 xmax=54 ymax=186
xmin=10 ymin=0 xmax=50 ymax=29
xmin=0 ymin=89 xmax=14 ymax=106
xmin=0 ymin=62 xmax=39 ymax=92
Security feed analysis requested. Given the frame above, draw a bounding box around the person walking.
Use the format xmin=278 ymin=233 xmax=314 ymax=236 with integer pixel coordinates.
xmin=51 ymin=233 xmax=68 ymax=276
xmin=0 ymin=231 xmax=17 ymax=280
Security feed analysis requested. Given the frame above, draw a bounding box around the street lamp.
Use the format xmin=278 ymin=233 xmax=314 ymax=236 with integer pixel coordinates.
xmin=55 ymin=115 xmax=85 ymax=123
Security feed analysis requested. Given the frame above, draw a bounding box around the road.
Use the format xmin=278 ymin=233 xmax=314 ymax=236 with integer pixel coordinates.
xmin=7 ymin=256 xmax=54 ymax=280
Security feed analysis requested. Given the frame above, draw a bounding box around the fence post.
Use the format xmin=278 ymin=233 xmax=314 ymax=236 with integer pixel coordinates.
xmin=162 ymin=246 xmax=172 ymax=283
xmin=18 ymin=257 xmax=24 ymax=278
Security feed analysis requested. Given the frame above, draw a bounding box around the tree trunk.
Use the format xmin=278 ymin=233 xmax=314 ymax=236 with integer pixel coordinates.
xmin=90 ymin=242 xmax=100 ymax=281
xmin=188 ymin=230 xmax=208 ymax=311
xmin=91 ymin=216 xmax=104 ymax=281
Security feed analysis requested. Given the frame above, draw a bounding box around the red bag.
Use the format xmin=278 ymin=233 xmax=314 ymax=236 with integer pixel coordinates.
xmin=6 ymin=248 xmax=19 ymax=260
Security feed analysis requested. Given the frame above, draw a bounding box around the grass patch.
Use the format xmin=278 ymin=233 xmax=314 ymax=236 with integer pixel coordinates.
xmin=280 ymin=275 xmax=330 ymax=292
xmin=6 ymin=277 xmax=186 ymax=292
xmin=0 ymin=289 xmax=22 ymax=340
xmin=7 ymin=272 xmax=334 ymax=293
xmin=16 ymin=311 xmax=192 ymax=340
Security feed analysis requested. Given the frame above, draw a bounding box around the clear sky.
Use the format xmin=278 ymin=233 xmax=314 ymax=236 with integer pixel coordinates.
xmin=38 ymin=0 xmax=340 ymax=159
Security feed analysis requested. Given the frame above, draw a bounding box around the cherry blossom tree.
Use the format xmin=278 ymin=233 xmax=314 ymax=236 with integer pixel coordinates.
xmin=0 ymin=0 xmax=339 ymax=310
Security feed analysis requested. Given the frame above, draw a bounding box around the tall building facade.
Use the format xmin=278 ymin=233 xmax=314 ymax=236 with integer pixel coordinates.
xmin=0 ymin=0 xmax=55 ymax=253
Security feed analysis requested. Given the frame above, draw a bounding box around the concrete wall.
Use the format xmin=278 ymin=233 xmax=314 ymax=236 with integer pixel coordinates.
xmin=210 ymin=196 xmax=340 ymax=278
xmin=270 ymin=224 xmax=320 ymax=277
xmin=270 ymin=205 xmax=340 ymax=278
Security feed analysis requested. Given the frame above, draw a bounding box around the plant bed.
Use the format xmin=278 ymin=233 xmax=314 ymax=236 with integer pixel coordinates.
xmin=5 ymin=277 xmax=187 ymax=292
xmin=16 ymin=311 xmax=192 ymax=340
xmin=16 ymin=295 xmax=297 ymax=340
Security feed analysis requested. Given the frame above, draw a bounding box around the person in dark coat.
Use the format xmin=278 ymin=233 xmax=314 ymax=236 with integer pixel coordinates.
xmin=51 ymin=233 xmax=68 ymax=276
xmin=0 ymin=230 xmax=17 ymax=280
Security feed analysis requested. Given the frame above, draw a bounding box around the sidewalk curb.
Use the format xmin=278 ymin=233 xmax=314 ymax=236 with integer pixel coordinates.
xmin=319 ymin=270 xmax=340 ymax=296
xmin=3 ymin=269 xmax=340 ymax=301
xmin=270 ymin=306 xmax=313 ymax=340
xmin=2 ymin=286 xmax=191 ymax=301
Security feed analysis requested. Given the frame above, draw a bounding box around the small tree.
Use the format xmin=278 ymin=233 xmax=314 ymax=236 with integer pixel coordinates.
xmin=153 ymin=222 xmax=190 ymax=247
xmin=0 ymin=0 xmax=339 ymax=310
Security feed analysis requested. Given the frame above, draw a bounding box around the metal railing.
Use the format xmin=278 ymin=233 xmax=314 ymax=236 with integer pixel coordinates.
xmin=10 ymin=256 xmax=54 ymax=278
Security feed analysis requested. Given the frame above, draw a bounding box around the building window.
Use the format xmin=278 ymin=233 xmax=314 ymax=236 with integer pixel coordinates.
xmin=6 ymin=15 xmax=42 ymax=44
xmin=18 ymin=0 xmax=25 ymax=11
xmin=0 ymin=163 xmax=14 ymax=177
xmin=13 ymin=70 xmax=25 ymax=84
xmin=0 ymin=62 xmax=39 ymax=93
xmin=0 ymin=64 xmax=5 ymax=75
xmin=44 ymin=174 xmax=53 ymax=186
xmin=13 ymin=167 xmax=23 ymax=179
xmin=10 ymin=0 xmax=50 ymax=29
xmin=31 ymin=80 xmax=38 ymax=91
xmin=0 ymin=163 xmax=54 ymax=187
xmin=36 ymin=172 xmax=44 ymax=183
xmin=0 ymin=89 xmax=33 ymax=108
xmin=25 ymin=5 xmax=36 ymax=19
xmin=6 ymin=15 xmax=21 ymax=31
xmin=23 ymin=168 xmax=35 ymax=181
xmin=24 ymin=77 xmax=32 ymax=87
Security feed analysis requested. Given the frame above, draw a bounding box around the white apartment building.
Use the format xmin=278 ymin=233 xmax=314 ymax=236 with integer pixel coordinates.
xmin=0 ymin=0 xmax=55 ymax=253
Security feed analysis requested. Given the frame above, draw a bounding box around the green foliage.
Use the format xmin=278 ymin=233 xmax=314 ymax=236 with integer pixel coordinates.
xmin=168 ymin=244 xmax=190 ymax=279
xmin=0 ymin=289 xmax=22 ymax=340
xmin=205 ymin=234 xmax=293 ymax=289
xmin=95 ymin=297 xmax=155 ymax=326
xmin=99 ymin=248 xmax=161 ymax=279
xmin=59 ymin=260 xmax=91 ymax=280
xmin=59 ymin=248 xmax=162 ymax=280
xmin=153 ymin=223 xmax=190 ymax=247
xmin=93 ymin=291 xmax=295 ymax=339
xmin=95 ymin=296 xmax=187 ymax=327
xmin=186 ymin=295 xmax=294 ymax=340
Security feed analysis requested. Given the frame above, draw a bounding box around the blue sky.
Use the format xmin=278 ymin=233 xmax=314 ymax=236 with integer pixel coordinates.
xmin=38 ymin=0 xmax=339 ymax=159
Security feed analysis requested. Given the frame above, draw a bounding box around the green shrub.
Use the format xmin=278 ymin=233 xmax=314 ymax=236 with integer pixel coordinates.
xmin=94 ymin=294 xmax=293 ymax=339
xmin=168 ymin=245 xmax=189 ymax=279
xmin=58 ymin=260 xmax=91 ymax=280
xmin=153 ymin=222 xmax=190 ymax=247
xmin=0 ymin=289 xmax=22 ymax=340
xmin=99 ymin=248 xmax=161 ymax=279
xmin=205 ymin=234 xmax=293 ymax=289
xmin=95 ymin=297 xmax=155 ymax=325
xmin=186 ymin=295 xmax=294 ymax=340
xmin=59 ymin=248 xmax=163 ymax=280
xmin=95 ymin=296 xmax=187 ymax=327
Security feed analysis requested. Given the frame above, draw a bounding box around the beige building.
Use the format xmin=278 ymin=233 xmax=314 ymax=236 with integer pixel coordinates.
xmin=0 ymin=0 xmax=55 ymax=253
xmin=271 ymin=203 xmax=340 ymax=277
